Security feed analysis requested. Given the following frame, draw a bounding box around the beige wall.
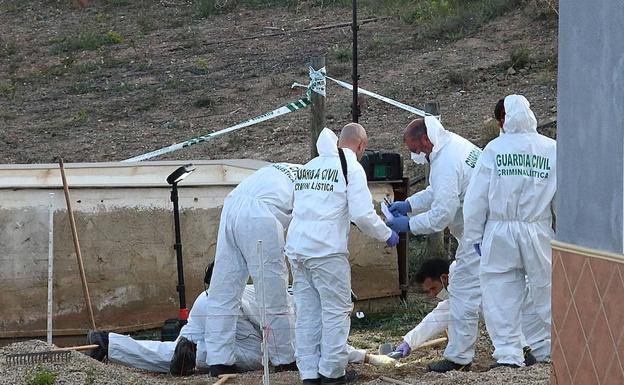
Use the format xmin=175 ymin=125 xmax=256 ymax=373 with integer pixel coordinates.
xmin=0 ymin=161 xmax=399 ymax=339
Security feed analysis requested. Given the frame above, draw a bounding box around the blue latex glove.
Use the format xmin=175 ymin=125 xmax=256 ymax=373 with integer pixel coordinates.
xmin=474 ymin=243 xmax=481 ymax=256
xmin=388 ymin=215 xmax=410 ymax=233
xmin=386 ymin=230 xmax=400 ymax=247
xmin=393 ymin=341 xmax=411 ymax=358
xmin=388 ymin=200 xmax=411 ymax=217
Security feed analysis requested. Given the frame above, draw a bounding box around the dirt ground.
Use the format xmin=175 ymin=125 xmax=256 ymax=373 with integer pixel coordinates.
xmin=0 ymin=0 xmax=557 ymax=181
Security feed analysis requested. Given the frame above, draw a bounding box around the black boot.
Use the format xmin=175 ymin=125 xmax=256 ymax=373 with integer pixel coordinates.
xmin=523 ymin=346 xmax=537 ymax=366
xmin=86 ymin=330 xmax=109 ymax=362
xmin=274 ymin=361 xmax=298 ymax=372
xmin=302 ymin=379 xmax=321 ymax=385
xmin=169 ymin=337 xmax=197 ymax=376
xmin=489 ymin=362 xmax=521 ymax=369
xmin=427 ymin=359 xmax=471 ymax=373
xmin=320 ymin=370 xmax=358 ymax=384
xmin=209 ymin=364 xmax=238 ymax=377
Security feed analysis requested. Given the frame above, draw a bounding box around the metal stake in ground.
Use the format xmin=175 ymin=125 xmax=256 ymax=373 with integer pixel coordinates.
xmin=59 ymin=159 xmax=96 ymax=330
xmin=47 ymin=192 xmax=55 ymax=344
xmin=310 ymin=56 xmax=325 ymax=159
xmin=351 ymin=0 xmax=360 ymax=123
xmin=258 ymin=240 xmax=271 ymax=385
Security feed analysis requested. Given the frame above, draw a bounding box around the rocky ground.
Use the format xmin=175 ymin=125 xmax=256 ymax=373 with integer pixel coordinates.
xmin=0 ymin=334 xmax=550 ymax=385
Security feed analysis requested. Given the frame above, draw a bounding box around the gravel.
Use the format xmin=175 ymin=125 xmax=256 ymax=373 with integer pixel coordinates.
xmin=1 ymin=339 xmax=550 ymax=385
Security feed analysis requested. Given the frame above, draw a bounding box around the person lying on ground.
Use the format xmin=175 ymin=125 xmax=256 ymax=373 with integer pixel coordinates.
xmin=87 ymin=284 xmax=397 ymax=376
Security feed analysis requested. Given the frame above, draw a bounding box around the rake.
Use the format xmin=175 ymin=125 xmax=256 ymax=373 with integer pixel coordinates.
xmin=5 ymin=351 xmax=71 ymax=366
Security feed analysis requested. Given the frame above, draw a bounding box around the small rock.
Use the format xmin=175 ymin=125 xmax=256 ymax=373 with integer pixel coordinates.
xmin=507 ymin=67 xmax=517 ymax=75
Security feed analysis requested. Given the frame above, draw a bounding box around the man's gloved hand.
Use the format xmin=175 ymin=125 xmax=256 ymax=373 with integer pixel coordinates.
xmin=393 ymin=341 xmax=411 ymax=358
xmin=386 ymin=230 xmax=400 ymax=247
xmin=388 ymin=200 xmax=411 ymax=216
xmin=474 ymin=243 xmax=481 ymax=256
xmin=387 ymin=215 xmax=410 ymax=233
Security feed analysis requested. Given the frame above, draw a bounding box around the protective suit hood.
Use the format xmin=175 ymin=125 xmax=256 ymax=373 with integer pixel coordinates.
xmin=316 ymin=127 xmax=339 ymax=156
xmin=424 ymin=116 xmax=452 ymax=158
xmin=503 ymin=95 xmax=537 ymax=134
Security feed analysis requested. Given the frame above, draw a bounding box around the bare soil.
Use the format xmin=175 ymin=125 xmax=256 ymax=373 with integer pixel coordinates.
xmin=0 ymin=1 xmax=557 ymax=186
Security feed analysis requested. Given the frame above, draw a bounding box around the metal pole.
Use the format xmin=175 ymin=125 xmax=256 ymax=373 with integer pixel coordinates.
xmin=310 ymin=56 xmax=326 ymax=159
xmin=257 ymin=240 xmax=270 ymax=385
xmin=351 ymin=0 xmax=360 ymax=123
xmin=171 ymin=183 xmax=188 ymax=322
xmin=47 ymin=193 xmax=55 ymax=345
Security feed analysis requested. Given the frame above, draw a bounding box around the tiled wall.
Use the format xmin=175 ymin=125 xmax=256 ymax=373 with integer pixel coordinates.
xmin=552 ymin=249 xmax=624 ymax=385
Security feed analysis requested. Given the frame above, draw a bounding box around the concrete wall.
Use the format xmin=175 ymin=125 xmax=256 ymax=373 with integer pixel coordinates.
xmin=0 ymin=161 xmax=399 ymax=339
xmin=556 ymin=0 xmax=624 ymax=254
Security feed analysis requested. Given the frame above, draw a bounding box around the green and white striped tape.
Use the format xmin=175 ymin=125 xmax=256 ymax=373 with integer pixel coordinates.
xmin=122 ymin=97 xmax=311 ymax=162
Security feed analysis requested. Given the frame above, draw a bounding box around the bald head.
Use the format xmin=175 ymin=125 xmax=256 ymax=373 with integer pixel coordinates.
xmin=338 ymin=123 xmax=368 ymax=160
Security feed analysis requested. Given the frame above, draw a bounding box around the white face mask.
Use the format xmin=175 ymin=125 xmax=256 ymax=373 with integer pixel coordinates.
xmin=410 ymin=151 xmax=428 ymax=165
xmin=436 ymin=287 xmax=449 ymax=301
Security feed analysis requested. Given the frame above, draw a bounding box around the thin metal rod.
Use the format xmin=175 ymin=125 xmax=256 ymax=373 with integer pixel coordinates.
xmin=47 ymin=193 xmax=54 ymax=345
xmin=351 ymin=0 xmax=360 ymax=122
xmin=257 ymin=240 xmax=270 ymax=385
xmin=171 ymin=183 xmax=187 ymax=317
xmin=59 ymin=159 xmax=96 ymax=330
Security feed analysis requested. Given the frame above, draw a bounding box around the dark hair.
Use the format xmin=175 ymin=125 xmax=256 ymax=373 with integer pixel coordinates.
xmin=414 ymin=258 xmax=450 ymax=284
xmin=404 ymin=118 xmax=428 ymax=143
xmin=494 ymin=98 xmax=505 ymax=122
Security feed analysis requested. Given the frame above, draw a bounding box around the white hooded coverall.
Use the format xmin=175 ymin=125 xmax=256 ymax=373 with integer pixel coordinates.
xmin=463 ymin=95 xmax=556 ymax=366
xmin=402 ymin=263 xmax=550 ymax=361
xmin=203 ymin=163 xmax=300 ymax=367
xmin=405 ymin=117 xmax=482 ymax=365
xmin=108 ymin=286 xmax=369 ymax=373
xmin=285 ymin=128 xmax=392 ymax=380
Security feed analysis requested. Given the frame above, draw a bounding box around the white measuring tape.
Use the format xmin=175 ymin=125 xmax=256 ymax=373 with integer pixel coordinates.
xmin=326 ymin=76 xmax=439 ymax=119
xmin=122 ymin=97 xmax=311 ymax=162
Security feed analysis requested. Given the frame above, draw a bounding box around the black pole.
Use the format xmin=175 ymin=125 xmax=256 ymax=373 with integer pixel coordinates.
xmin=351 ymin=0 xmax=360 ymax=123
xmin=170 ymin=182 xmax=188 ymax=322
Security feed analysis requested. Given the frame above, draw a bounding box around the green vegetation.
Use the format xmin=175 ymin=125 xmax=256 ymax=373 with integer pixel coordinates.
xmin=194 ymin=96 xmax=213 ymax=108
xmin=330 ymin=44 xmax=352 ymax=62
xmin=55 ymin=30 xmax=124 ymax=53
xmin=509 ymin=46 xmax=531 ymax=69
xmin=72 ymin=108 xmax=90 ymax=124
xmin=26 ymin=366 xmax=56 ymax=385
xmin=68 ymin=81 xmax=97 ymax=95
xmin=0 ymin=79 xmax=17 ymax=100
xmin=0 ymin=39 xmax=18 ymax=57
xmin=351 ymin=296 xmax=433 ymax=337
xmin=193 ymin=0 xmax=518 ymax=40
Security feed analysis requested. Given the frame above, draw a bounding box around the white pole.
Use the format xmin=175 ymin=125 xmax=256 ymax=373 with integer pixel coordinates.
xmin=257 ymin=240 xmax=270 ymax=385
xmin=47 ymin=193 xmax=55 ymax=345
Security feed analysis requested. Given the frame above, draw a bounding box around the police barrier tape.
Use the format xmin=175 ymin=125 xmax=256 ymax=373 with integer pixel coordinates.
xmin=122 ymin=68 xmax=435 ymax=162
xmin=121 ymin=97 xmax=312 ymax=162
xmin=325 ymin=76 xmax=439 ymax=119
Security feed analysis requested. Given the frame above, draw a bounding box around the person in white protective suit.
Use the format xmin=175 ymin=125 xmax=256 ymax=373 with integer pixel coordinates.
xmin=285 ymin=124 xmax=400 ymax=385
xmin=386 ymin=117 xmax=482 ymax=373
xmin=391 ymin=258 xmax=550 ymax=363
xmin=202 ymin=162 xmax=302 ymax=377
xmin=463 ymin=94 xmax=556 ymax=368
xmin=87 ymin=285 xmax=397 ymax=374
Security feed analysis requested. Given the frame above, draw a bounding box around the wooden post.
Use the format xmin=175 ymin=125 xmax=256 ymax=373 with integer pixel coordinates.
xmin=310 ymin=56 xmax=325 ymax=159
xmin=59 ymin=159 xmax=97 ymax=330
xmin=424 ymin=102 xmax=447 ymax=260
